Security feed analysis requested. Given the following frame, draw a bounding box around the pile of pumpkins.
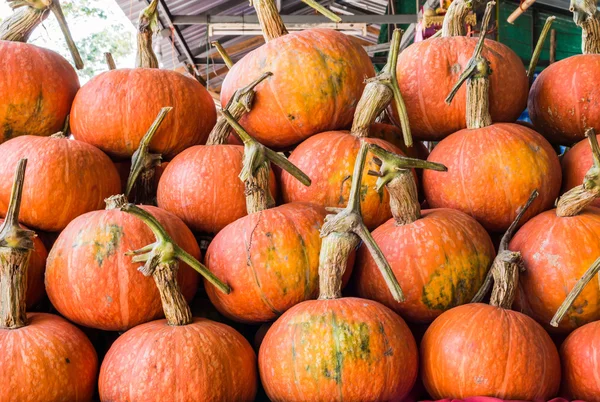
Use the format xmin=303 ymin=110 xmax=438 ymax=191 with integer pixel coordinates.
xmin=2 ymin=0 xmax=600 ymax=400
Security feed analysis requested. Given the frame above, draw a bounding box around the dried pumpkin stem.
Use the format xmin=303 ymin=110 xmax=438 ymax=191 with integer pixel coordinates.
xmin=49 ymin=0 xmax=84 ymax=69
xmin=105 ymin=52 xmax=117 ymax=70
xmin=557 ymin=128 xmax=600 ymax=217
xmin=527 ymin=16 xmax=556 ymax=82
xmin=136 ymin=0 xmax=160 ymax=68
xmin=551 ymin=256 xmax=600 ymax=327
xmin=211 ymin=41 xmax=234 ymax=69
xmin=62 ymin=114 xmax=70 ymax=136
xmin=571 ymin=0 xmax=600 ymax=54
xmin=0 ymin=0 xmax=50 ymax=42
xmin=0 ymin=159 xmax=35 ymax=330
xmin=441 ymin=0 xmax=472 ymax=37
xmin=250 ymin=0 xmax=288 ymax=42
xmin=120 ymin=203 xmax=231 ymax=297
xmin=125 ymin=107 xmax=171 ymax=205
xmin=301 ymin=0 xmax=341 ymax=23
xmin=318 ymin=142 xmax=404 ymax=301
xmin=366 ymin=143 xmax=446 ymax=225
xmin=472 ymin=190 xmax=538 ymax=303
xmin=206 ymin=72 xmax=272 ymax=145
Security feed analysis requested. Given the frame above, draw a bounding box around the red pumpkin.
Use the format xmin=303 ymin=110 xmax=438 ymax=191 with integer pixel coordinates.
xmin=0 ymin=41 xmax=79 ymax=143
xmin=560 ymin=320 xmax=600 ymax=401
xmin=561 ymin=134 xmax=600 ymax=208
xmin=0 ymin=134 xmax=121 ymax=231
xmin=45 ymin=203 xmax=200 ymax=331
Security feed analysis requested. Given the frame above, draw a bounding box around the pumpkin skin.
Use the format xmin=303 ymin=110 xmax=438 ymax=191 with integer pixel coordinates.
xmin=0 ymin=135 xmax=121 ymax=231
xmin=71 ymin=69 xmax=216 ymax=159
xmin=560 ymin=321 xmax=600 ymax=401
xmin=205 ymin=203 xmax=353 ymax=323
xmin=0 ymin=313 xmax=98 ymax=402
xmin=220 ymin=28 xmax=375 ymax=148
xmin=157 ymin=145 xmax=276 ymax=234
xmin=354 ymin=208 xmax=495 ymax=323
xmin=561 ymin=134 xmax=600 ymax=208
xmin=259 ymin=297 xmax=419 ymax=402
xmin=99 ymin=318 xmax=257 ymax=402
xmin=45 ymin=205 xmax=200 ymax=331
xmin=0 ymin=41 xmax=79 ymax=143
xmin=393 ymin=37 xmax=528 ymax=141
xmin=281 ymin=132 xmax=405 ymax=230
xmin=421 ymin=303 xmax=561 ymax=399
xmin=422 ymin=123 xmax=562 ymax=232
xmin=509 ymin=208 xmax=600 ymax=333
xmin=529 ymin=55 xmax=600 ymax=145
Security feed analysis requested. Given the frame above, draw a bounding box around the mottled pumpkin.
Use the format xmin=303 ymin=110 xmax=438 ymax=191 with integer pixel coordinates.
xmin=421 ymin=303 xmax=561 ymax=399
xmin=71 ymin=69 xmax=216 ymax=159
xmin=561 ymin=134 xmax=600 ymax=208
xmin=259 ymin=298 xmax=418 ymax=402
xmin=0 ymin=41 xmax=79 ymax=143
xmin=99 ymin=318 xmax=257 ymax=402
xmin=560 ymin=320 xmax=600 ymax=401
xmin=45 ymin=205 xmax=200 ymax=331
xmin=220 ymin=29 xmax=375 ymax=148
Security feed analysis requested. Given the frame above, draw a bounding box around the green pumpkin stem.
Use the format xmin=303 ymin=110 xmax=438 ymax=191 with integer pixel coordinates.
xmin=206 ymin=72 xmax=272 ymax=146
xmin=318 ymin=142 xmax=404 ymax=301
xmin=250 ymin=0 xmax=288 ymax=42
xmin=571 ymin=0 xmax=600 ymax=54
xmin=105 ymin=52 xmax=117 ymax=70
xmin=556 ymin=129 xmax=600 ymax=217
xmin=441 ymin=0 xmax=472 ymax=37
xmin=211 ymin=41 xmax=234 ymax=69
xmin=300 ymin=0 xmax=341 ymax=22
xmin=49 ymin=0 xmax=84 ymax=69
xmin=551 ymin=256 xmax=600 ymax=327
xmin=0 ymin=159 xmax=35 ymax=330
xmin=136 ymin=0 xmax=160 ymax=68
xmin=472 ymin=190 xmax=538 ymax=303
xmin=125 ymin=107 xmax=171 ymax=205
xmin=366 ymin=143 xmax=447 ymax=225
xmin=0 ymin=0 xmax=50 ymax=42
xmin=527 ymin=16 xmax=556 ymax=82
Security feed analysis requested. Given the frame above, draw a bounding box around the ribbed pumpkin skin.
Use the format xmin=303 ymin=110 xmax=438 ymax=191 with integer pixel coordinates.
xmin=0 ymin=41 xmax=79 ymax=143
xmin=45 ymin=206 xmax=200 ymax=331
xmin=529 ymin=55 xmax=600 ymax=145
xmin=157 ymin=145 xmax=276 ymax=234
xmin=561 ymin=321 xmax=600 ymax=401
xmin=354 ymin=209 xmax=494 ymax=323
xmin=0 ymin=135 xmax=121 ymax=231
xmin=422 ymin=123 xmax=561 ymax=232
xmin=0 ymin=313 xmax=98 ymax=402
xmin=393 ymin=37 xmax=528 ymax=141
xmin=281 ymin=132 xmax=404 ymax=230
xmin=561 ymin=134 xmax=600 ymax=208
xmin=99 ymin=318 xmax=257 ymax=402
xmin=259 ymin=298 xmax=418 ymax=402
xmin=220 ymin=29 xmax=375 ymax=148
xmin=71 ymin=69 xmax=216 ymax=159
xmin=205 ymin=203 xmax=352 ymax=323
xmin=509 ymin=208 xmax=600 ymax=333
xmin=421 ymin=304 xmax=561 ymax=399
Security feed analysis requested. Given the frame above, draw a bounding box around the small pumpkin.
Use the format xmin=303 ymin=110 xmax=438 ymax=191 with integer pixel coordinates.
xmin=560 ymin=320 xmax=600 ymax=401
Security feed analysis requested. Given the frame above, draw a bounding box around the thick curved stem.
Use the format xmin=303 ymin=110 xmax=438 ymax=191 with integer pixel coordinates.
xmin=571 ymin=0 xmax=600 ymax=54
xmin=528 ymin=16 xmax=556 ymax=82
xmin=136 ymin=0 xmax=160 ymax=68
xmin=488 ymin=251 xmax=522 ymax=309
xmin=551 ymin=256 xmax=600 ymax=327
xmin=105 ymin=52 xmax=117 ymax=70
xmin=0 ymin=0 xmax=49 ymax=42
xmin=301 ymin=0 xmax=341 ymax=22
xmin=250 ymin=0 xmax=288 ymax=42
xmin=49 ymin=0 xmax=83 ymax=69
xmin=441 ymin=0 xmax=472 ymax=37
xmin=211 ymin=41 xmax=234 ymax=69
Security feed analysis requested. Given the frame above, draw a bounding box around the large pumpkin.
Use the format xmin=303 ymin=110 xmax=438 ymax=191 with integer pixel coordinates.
xmin=45 ymin=200 xmax=200 ymax=331
xmin=0 ymin=134 xmax=121 ymax=231
xmin=561 ymin=133 xmax=600 ymax=208
xmin=560 ymin=320 xmax=600 ymax=401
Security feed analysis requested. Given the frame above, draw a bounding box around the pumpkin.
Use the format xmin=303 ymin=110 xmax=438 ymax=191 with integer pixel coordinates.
xmin=560 ymin=320 xmax=600 ymax=401
xmin=0 ymin=159 xmax=98 ymax=402
xmin=99 ymin=203 xmax=257 ymax=402
xmin=45 ymin=195 xmax=200 ymax=331
xmin=70 ymin=0 xmax=216 ymax=159
xmin=354 ymin=144 xmax=495 ymax=323
xmin=219 ymin=0 xmax=374 ymax=148
xmin=0 ymin=133 xmax=121 ymax=231
xmin=561 ymin=133 xmax=600 ymax=208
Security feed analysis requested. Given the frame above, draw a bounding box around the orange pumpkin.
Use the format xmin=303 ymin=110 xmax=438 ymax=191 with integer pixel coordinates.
xmin=560 ymin=320 xmax=600 ymax=401
xmin=561 ymin=133 xmax=600 ymax=208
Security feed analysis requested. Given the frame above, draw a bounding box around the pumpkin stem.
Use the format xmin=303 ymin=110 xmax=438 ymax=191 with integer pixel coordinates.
xmin=527 ymin=16 xmax=556 ymax=82
xmin=0 ymin=0 xmax=50 ymax=42
xmin=551 ymin=256 xmax=600 ymax=327
xmin=441 ymin=0 xmax=472 ymax=37
xmin=105 ymin=52 xmax=117 ymax=70
xmin=125 ymin=107 xmax=171 ymax=205
xmin=0 ymin=159 xmax=35 ymax=330
xmin=220 ymin=109 xmax=310 ymax=213
xmin=472 ymin=190 xmax=538 ymax=303
xmin=62 ymin=114 xmax=70 ymax=136
xmin=301 ymin=0 xmax=341 ymax=22
xmin=120 ymin=203 xmax=231 ymax=298
xmin=250 ymin=0 xmax=288 ymax=42
xmin=556 ymin=129 xmax=600 ymax=217
xmin=571 ymin=0 xmax=600 ymax=54
xmin=351 ymin=29 xmax=412 ymax=147
xmin=318 ymin=142 xmax=404 ymax=301
xmin=446 ymin=1 xmax=495 ymax=130
xmin=136 ymin=0 xmax=160 ymax=68
xmin=48 ymin=0 xmax=84 ymax=69
xmin=206 ymin=72 xmax=272 ymax=146
xmin=366 ymin=143 xmax=447 ymax=225
xmin=211 ymin=41 xmax=234 ymax=69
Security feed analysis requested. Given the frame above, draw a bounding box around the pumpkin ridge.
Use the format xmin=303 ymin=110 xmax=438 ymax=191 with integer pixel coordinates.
xmin=280 ymin=207 xmax=313 ymax=300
